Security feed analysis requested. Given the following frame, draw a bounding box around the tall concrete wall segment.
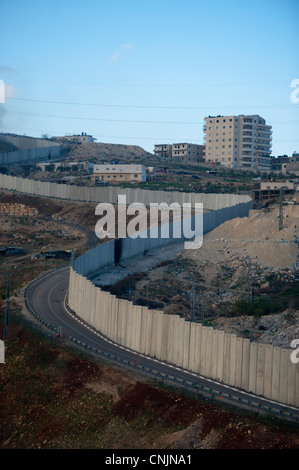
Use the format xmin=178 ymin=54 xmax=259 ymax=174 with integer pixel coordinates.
xmin=68 ymin=265 xmax=298 ymax=408
xmin=0 ymin=135 xmax=62 ymax=166
xmin=67 ymin=211 xmax=298 ymax=408
xmin=0 ymin=134 xmax=59 ymax=150
xmin=0 ymin=174 xmax=253 ymax=212
xmin=3 ymin=173 xmax=293 ymax=407
xmin=0 ymin=145 xmax=61 ymax=166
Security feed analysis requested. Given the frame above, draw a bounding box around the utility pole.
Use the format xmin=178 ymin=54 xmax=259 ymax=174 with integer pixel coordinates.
xmin=247 ymin=258 xmax=253 ymax=302
xmin=3 ymin=273 xmax=10 ymax=341
xmin=190 ymin=281 xmax=196 ymax=322
xmin=279 ymin=187 xmax=285 ymax=231
xmin=201 ymin=290 xmax=206 ymax=326
xmin=70 ymin=250 xmax=75 ymax=267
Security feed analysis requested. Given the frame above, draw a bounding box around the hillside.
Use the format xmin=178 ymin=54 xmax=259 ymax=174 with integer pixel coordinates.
xmin=61 ymin=141 xmax=155 ymax=164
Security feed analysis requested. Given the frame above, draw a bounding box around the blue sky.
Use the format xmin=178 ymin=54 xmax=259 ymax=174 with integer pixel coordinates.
xmin=0 ymin=0 xmax=298 ymax=155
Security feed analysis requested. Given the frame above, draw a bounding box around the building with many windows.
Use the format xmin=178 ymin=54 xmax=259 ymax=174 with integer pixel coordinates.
xmin=172 ymin=143 xmax=204 ymax=164
xmin=91 ymin=164 xmax=146 ymax=184
xmin=203 ymin=115 xmax=272 ymax=170
xmin=154 ymin=142 xmax=204 ymax=164
xmin=154 ymin=144 xmax=172 ymax=159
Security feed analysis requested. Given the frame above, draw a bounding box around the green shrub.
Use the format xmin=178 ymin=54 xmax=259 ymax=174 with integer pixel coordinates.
xmin=234 ymin=297 xmax=287 ymax=317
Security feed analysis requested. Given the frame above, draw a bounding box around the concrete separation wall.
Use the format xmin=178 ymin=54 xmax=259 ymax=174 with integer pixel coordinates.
xmin=68 ymin=261 xmax=299 ymax=408
xmin=68 ymin=214 xmax=298 ymax=408
xmin=0 ymin=135 xmax=61 ymax=166
xmin=0 ymin=174 xmax=253 ymax=213
xmin=4 ymin=173 xmax=292 ymax=407
xmin=0 ymin=146 xmax=61 ymax=166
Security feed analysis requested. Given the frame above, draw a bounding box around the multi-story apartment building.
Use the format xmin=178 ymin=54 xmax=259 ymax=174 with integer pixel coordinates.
xmin=172 ymin=143 xmax=204 ymax=164
xmin=154 ymin=144 xmax=172 ymax=159
xmin=154 ymin=143 xmax=204 ymax=164
xmin=203 ymin=115 xmax=272 ymax=170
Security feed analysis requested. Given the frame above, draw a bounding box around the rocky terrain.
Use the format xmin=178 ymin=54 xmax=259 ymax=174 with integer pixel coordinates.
xmin=59 ymin=141 xmax=154 ymax=164
xmin=105 ymin=203 xmax=299 ymax=348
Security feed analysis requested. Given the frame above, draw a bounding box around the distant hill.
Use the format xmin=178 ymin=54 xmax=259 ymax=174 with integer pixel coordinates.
xmin=61 ymin=141 xmax=155 ymax=164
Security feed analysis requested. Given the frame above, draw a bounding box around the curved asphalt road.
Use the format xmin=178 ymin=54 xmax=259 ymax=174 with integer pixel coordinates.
xmin=25 ymin=266 xmax=299 ymax=422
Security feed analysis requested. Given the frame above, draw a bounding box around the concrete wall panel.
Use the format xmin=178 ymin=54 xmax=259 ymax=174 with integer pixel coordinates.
xmin=205 ymin=327 xmax=213 ymax=378
xmin=241 ymin=339 xmax=250 ymax=391
xmin=193 ymin=323 xmax=202 ymax=373
xmin=263 ymin=344 xmax=273 ymax=400
xmin=160 ymin=313 xmax=169 ymax=361
xmin=145 ymin=309 xmax=153 ymax=356
xmin=286 ymin=356 xmax=296 ymax=406
xmin=271 ymin=347 xmax=281 ymax=401
xmin=156 ymin=311 xmax=164 ymax=360
xmin=249 ymin=342 xmax=258 ymax=394
xmin=189 ymin=322 xmax=197 ymax=372
xmin=223 ymin=333 xmax=231 ymax=385
xmin=200 ymin=326 xmax=209 ymax=376
xmin=216 ymin=330 xmax=225 ymax=382
xmin=177 ymin=318 xmax=185 ymax=367
xmin=235 ymin=338 xmax=243 ymax=388
xmin=256 ymin=343 xmax=266 ymax=396
xmin=229 ymin=334 xmax=237 ymax=387
xmin=211 ymin=330 xmax=219 ymax=380
xmin=278 ymin=349 xmax=289 ymax=404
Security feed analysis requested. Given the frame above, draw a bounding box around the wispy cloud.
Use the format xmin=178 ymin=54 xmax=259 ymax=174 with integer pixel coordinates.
xmin=109 ymin=43 xmax=133 ymax=62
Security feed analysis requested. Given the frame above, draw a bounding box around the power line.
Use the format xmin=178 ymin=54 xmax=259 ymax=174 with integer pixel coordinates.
xmin=5 ymin=111 xmax=299 ymax=126
xmin=8 ymin=78 xmax=292 ymax=87
xmin=1 ymin=124 xmax=299 ymax=144
xmin=9 ymin=97 xmax=299 ymax=110
xmin=5 ymin=111 xmax=203 ymax=125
